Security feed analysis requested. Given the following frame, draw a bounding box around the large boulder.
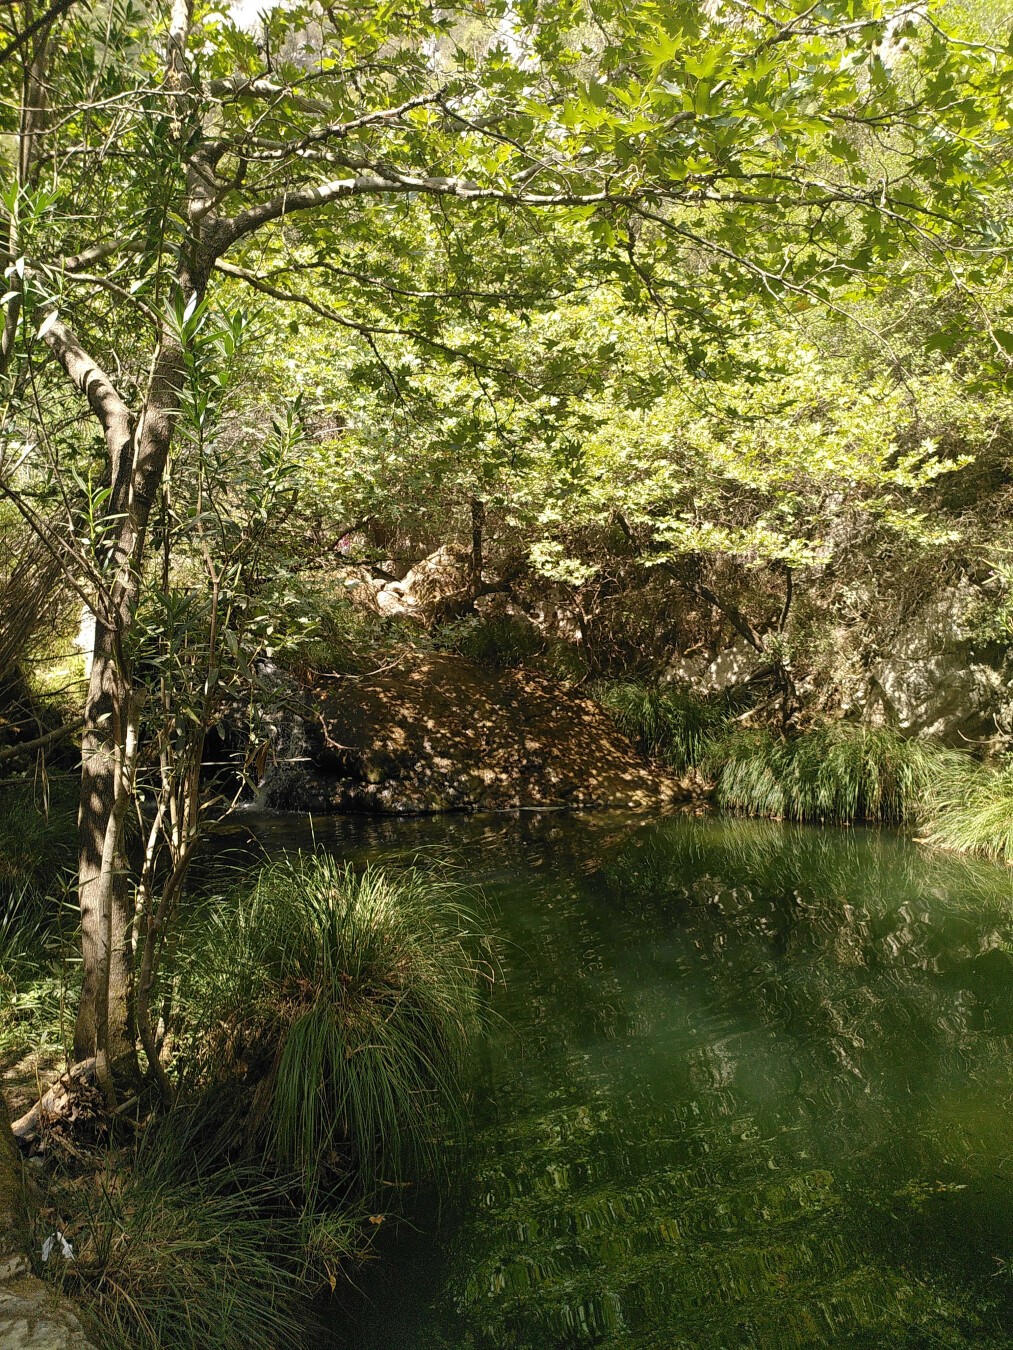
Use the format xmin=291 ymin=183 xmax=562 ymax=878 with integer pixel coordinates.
xmin=258 ymin=653 xmax=681 ymax=814
xmin=346 ymin=546 xmax=475 ymax=625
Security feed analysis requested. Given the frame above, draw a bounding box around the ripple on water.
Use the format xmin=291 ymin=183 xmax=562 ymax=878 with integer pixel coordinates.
xmin=266 ymin=812 xmax=1013 ymax=1349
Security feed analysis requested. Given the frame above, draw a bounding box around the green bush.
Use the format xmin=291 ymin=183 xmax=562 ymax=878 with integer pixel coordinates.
xmin=592 ymin=681 xmax=730 ymax=773
xmin=176 ymin=856 xmax=491 ymax=1196
xmin=922 ymin=756 xmax=1013 ymax=864
xmin=713 ymin=723 xmax=946 ymax=825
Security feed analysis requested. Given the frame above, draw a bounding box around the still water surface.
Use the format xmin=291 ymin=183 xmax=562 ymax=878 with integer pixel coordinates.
xmin=249 ymin=810 xmax=1013 ymax=1347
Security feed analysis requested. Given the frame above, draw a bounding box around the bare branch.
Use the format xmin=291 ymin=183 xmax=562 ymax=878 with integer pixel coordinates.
xmin=0 ymin=717 xmax=84 ymax=765
xmin=218 ymin=171 xmax=619 ymax=250
xmin=60 ymin=239 xmax=143 ymax=274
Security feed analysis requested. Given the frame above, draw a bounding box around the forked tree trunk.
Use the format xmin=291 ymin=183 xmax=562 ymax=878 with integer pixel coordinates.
xmin=58 ymin=326 xmax=188 ymax=1080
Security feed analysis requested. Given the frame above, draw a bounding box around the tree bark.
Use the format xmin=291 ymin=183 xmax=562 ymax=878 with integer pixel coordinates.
xmin=73 ymin=336 xmax=186 ymax=1075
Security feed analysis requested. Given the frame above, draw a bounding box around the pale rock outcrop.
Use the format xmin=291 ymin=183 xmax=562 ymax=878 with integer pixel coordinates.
xmin=865 ymin=583 xmax=1013 ymax=744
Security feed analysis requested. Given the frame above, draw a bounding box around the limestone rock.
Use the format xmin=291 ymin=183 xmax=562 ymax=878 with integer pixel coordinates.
xmin=347 ymin=547 xmax=474 ymax=625
xmin=865 ymin=583 xmax=1013 ymax=744
xmin=0 ymin=1279 xmax=94 ymax=1349
xmin=665 ymin=637 xmax=764 ymax=694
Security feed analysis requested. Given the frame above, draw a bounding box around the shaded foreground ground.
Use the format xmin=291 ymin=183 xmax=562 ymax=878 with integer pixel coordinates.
xmin=261 ymin=653 xmax=682 ymax=813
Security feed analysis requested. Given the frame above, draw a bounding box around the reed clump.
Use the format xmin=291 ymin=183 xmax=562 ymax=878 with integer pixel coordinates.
xmin=592 ymin=681 xmax=730 ymax=774
xmin=713 ymin=723 xmax=947 ymax=825
xmin=175 ymin=855 xmax=492 ymax=1194
xmin=921 ymin=756 xmax=1013 ymax=864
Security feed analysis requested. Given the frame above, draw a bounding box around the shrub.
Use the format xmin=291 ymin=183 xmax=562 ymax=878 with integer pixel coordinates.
xmin=714 ymin=723 xmax=945 ymax=825
xmin=922 ymin=757 xmax=1013 ymax=864
xmin=592 ymin=681 xmax=730 ymax=773
xmin=175 ymin=856 xmax=491 ymax=1196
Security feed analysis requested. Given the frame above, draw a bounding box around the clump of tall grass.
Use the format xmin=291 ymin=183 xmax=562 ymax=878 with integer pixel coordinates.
xmin=0 ymin=780 xmax=77 ymax=905
xmin=46 ymin=1161 xmax=306 ymax=1350
xmin=714 ymin=723 xmax=945 ymax=824
xmin=0 ymin=881 xmax=74 ymax=1060
xmin=922 ymin=756 xmax=1013 ymax=864
xmin=592 ymin=681 xmax=729 ymax=773
xmin=176 ymin=855 xmax=491 ymax=1195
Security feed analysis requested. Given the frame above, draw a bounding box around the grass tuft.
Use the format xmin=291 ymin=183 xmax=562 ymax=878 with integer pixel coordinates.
xmin=46 ymin=1161 xmax=306 ymax=1350
xmin=714 ymin=723 xmax=946 ymax=825
xmin=436 ymin=612 xmax=544 ymax=669
xmin=592 ymin=681 xmax=730 ymax=774
xmin=922 ymin=756 xmax=1013 ymax=864
xmin=176 ymin=856 xmax=491 ymax=1196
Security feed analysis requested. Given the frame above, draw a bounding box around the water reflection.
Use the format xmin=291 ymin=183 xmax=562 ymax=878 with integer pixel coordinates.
xmin=250 ymin=811 xmax=1013 ymax=1347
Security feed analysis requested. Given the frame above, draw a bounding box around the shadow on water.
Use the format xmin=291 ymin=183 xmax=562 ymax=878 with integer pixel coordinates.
xmin=242 ymin=809 xmax=1013 ymax=1348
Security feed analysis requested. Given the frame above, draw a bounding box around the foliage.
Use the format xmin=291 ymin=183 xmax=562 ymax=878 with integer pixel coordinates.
xmin=923 ymin=757 xmax=1013 ymax=864
xmin=0 ymin=780 xmax=76 ymax=905
xmin=714 ymin=723 xmax=947 ymax=824
xmin=436 ymin=612 xmax=545 ymax=669
xmin=175 ymin=856 xmax=491 ymax=1195
xmin=45 ymin=1159 xmax=306 ymax=1350
xmin=0 ymin=884 xmax=74 ymax=1064
xmin=592 ymin=680 xmax=730 ymax=773
xmin=0 ymin=785 xmax=78 ymax=1060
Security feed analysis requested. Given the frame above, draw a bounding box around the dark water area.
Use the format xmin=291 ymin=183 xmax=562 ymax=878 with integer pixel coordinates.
xmin=242 ymin=809 xmax=1013 ymax=1348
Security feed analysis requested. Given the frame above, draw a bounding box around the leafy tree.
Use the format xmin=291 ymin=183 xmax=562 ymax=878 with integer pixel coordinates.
xmin=0 ymin=0 xmax=1009 ymax=1088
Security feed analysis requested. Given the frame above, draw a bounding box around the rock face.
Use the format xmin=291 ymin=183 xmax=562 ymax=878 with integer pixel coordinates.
xmin=665 ymin=636 xmax=764 ymax=694
xmin=259 ymin=653 xmax=680 ymax=814
xmin=864 ymin=584 xmax=1013 ymax=744
xmin=347 ymin=546 xmax=475 ymax=625
xmin=0 ymin=1279 xmax=94 ymax=1350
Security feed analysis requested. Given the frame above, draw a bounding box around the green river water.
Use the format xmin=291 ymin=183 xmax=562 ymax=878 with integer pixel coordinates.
xmin=250 ymin=809 xmax=1013 ymax=1348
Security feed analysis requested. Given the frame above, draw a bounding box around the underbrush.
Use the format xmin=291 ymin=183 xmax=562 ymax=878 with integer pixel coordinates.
xmin=713 ymin=724 xmax=948 ymax=825
xmin=435 ymin=612 xmax=545 ymax=669
xmin=279 ymin=589 xmax=430 ymax=677
xmin=922 ymin=757 xmax=1013 ymax=864
xmin=0 ymin=783 xmax=78 ymax=1064
xmin=0 ymin=778 xmax=77 ymax=904
xmin=44 ymin=1155 xmax=308 ymax=1350
xmin=33 ymin=854 xmax=492 ymax=1349
xmin=591 ymin=681 xmax=732 ymax=774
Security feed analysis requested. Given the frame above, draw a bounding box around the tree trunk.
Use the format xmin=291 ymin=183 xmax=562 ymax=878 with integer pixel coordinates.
xmin=72 ymin=332 xmax=185 ymax=1079
xmin=470 ymin=497 xmax=485 ymax=594
xmin=74 ymin=622 xmax=134 ymax=1073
